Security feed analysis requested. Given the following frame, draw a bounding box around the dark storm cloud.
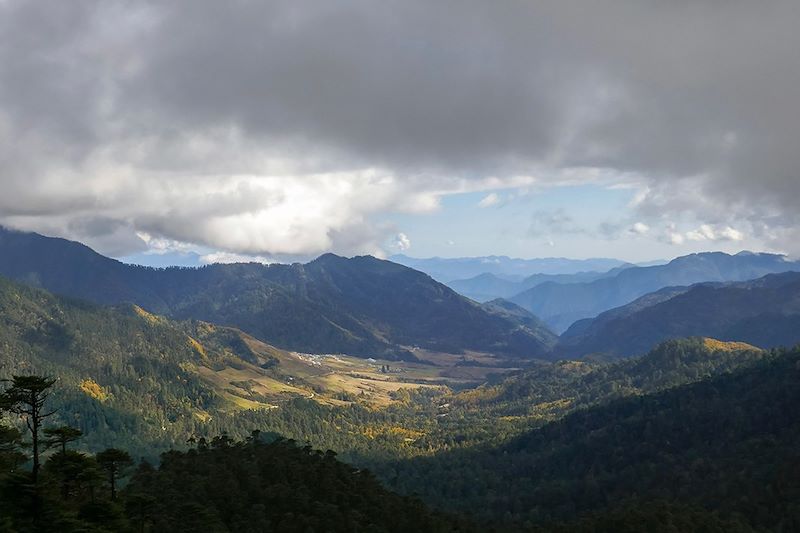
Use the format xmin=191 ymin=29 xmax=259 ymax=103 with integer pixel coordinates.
xmin=0 ymin=0 xmax=799 ymax=256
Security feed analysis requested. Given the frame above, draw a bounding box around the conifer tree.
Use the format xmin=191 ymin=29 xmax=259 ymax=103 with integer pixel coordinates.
xmin=0 ymin=376 xmax=57 ymax=483
xmin=96 ymin=448 xmax=133 ymax=501
xmin=44 ymin=426 xmax=83 ymax=455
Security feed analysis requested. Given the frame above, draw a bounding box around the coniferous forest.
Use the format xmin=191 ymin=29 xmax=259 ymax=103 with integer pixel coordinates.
xmin=2 ymin=343 xmax=800 ymax=531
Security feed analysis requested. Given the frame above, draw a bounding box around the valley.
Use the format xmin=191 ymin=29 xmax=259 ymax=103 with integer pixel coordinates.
xmin=193 ymin=340 xmax=520 ymax=410
xmin=1 ymin=230 xmax=800 ymax=531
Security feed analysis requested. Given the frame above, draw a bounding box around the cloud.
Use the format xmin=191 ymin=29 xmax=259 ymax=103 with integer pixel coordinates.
xmin=630 ymin=222 xmax=650 ymax=235
xmin=390 ymin=232 xmax=411 ymax=251
xmin=527 ymin=208 xmax=582 ymax=238
xmin=0 ymin=0 xmax=799 ymax=256
xmin=686 ymin=224 xmax=744 ymax=242
xmin=667 ymin=232 xmax=685 ymax=246
xmin=661 ymin=223 xmax=745 ymax=246
xmin=478 ymin=193 xmax=500 ymax=208
xmin=200 ymin=251 xmax=273 ymax=265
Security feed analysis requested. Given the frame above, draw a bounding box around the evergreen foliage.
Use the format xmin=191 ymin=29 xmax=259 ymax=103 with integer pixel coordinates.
xmin=385 ymin=347 xmax=800 ymax=530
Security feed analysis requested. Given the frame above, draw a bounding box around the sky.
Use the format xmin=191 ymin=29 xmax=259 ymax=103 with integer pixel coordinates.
xmin=1 ymin=1 xmax=799 ymax=265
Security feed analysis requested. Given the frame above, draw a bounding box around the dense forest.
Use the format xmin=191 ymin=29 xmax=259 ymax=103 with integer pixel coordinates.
xmin=386 ymin=347 xmax=800 ymax=530
xmin=0 ymin=376 xmax=467 ymax=532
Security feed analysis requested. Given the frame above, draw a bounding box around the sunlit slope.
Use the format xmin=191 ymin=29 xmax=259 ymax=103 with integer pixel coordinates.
xmin=0 ymin=275 xmax=520 ymax=456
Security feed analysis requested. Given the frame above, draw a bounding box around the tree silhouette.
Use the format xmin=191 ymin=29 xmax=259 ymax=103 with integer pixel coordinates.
xmin=44 ymin=426 xmax=83 ymax=455
xmin=0 ymin=424 xmax=25 ymax=472
xmin=0 ymin=376 xmax=57 ymax=484
xmin=96 ymin=448 xmax=133 ymax=501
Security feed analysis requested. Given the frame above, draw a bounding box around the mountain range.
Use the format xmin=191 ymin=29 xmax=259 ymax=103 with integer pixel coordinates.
xmin=557 ymin=271 xmax=800 ymax=358
xmin=446 ymin=266 xmax=631 ymax=302
xmin=509 ymin=251 xmax=800 ymax=332
xmin=0 ymin=227 xmax=555 ymax=360
xmin=389 ymin=254 xmax=628 ymax=283
xmin=5 ymin=227 xmax=800 ymax=362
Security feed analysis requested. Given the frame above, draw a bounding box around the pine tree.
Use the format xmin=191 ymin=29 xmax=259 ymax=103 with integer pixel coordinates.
xmin=96 ymin=448 xmax=133 ymax=501
xmin=0 ymin=376 xmax=57 ymax=483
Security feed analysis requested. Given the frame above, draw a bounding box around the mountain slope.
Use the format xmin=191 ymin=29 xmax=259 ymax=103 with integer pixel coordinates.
xmin=556 ymin=271 xmax=800 ymax=358
xmin=453 ymin=337 xmax=765 ymax=418
xmin=390 ymin=345 xmax=800 ymax=530
xmin=0 ymin=274 xmax=230 ymax=456
xmin=510 ymin=251 xmax=800 ymax=332
xmin=0 ymin=228 xmax=554 ymax=359
xmin=479 ymin=298 xmax=558 ymax=350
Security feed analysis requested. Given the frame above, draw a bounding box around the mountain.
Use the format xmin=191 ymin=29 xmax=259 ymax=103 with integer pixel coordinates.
xmin=0 ymin=228 xmax=555 ymax=359
xmin=390 ymin=343 xmax=800 ymax=530
xmin=389 ymin=254 xmax=627 ymax=283
xmin=0 ymin=273 xmax=306 ymax=455
xmin=556 ymin=271 xmax=800 ymax=358
xmin=452 ymin=337 xmax=765 ymax=418
xmin=510 ymin=251 xmax=800 ymax=332
xmin=479 ymin=299 xmax=559 ymax=349
xmin=446 ymin=273 xmax=525 ymax=301
xmin=447 ymin=266 xmax=631 ymax=302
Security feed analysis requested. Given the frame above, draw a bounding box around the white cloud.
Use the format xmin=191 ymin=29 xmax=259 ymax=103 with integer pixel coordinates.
xmin=686 ymin=224 xmax=717 ymax=241
xmin=199 ymin=251 xmax=273 ymax=265
xmin=630 ymin=222 xmax=650 ymax=235
xmin=668 ymin=233 xmax=685 ymax=245
xmin=390 ymin=232 xmax=411 ymax=251
xmin=136 ymin=232 xmax=195 ymax=255
xmin=686 ymin=224 xmax=745 ymax=242
xmin=478 ymin=193 xmax=500 ymax=208
xmin=719 ymin=226 xmax=745 ymax=241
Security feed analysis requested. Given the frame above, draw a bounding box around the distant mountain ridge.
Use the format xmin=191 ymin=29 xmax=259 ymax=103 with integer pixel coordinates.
xmin=510 ymin=251 xmax=800 ymax=332
xmin=556 ymin=271 xmax=800 ymax=358
xmin=389 ymin=254 xmax=627 ymax=283
xmin=447 ymin=265 xmax=632 ymax=302
xmin=0 ymin=227 xmax=556 ymax=359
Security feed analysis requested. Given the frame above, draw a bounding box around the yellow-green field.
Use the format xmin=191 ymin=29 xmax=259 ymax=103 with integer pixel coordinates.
xmin=192 ymin=331 xmax=520 ymax=410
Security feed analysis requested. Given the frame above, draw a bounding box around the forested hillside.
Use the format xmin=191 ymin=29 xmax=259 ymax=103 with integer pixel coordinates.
xmin=386 ymin=346 xmax=800 ymax=530
xmin=0 ymin=333 xmax=771 ymax=532
xmin=0 ymin=409 xmax=469 ymax=532
xmin=0 ymin=228 xmax=555 ymax=359
xmin=0 ymin=273 xmax=773 ymax=469
xmin=0 ymin=274 xmax=482 ymax=458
